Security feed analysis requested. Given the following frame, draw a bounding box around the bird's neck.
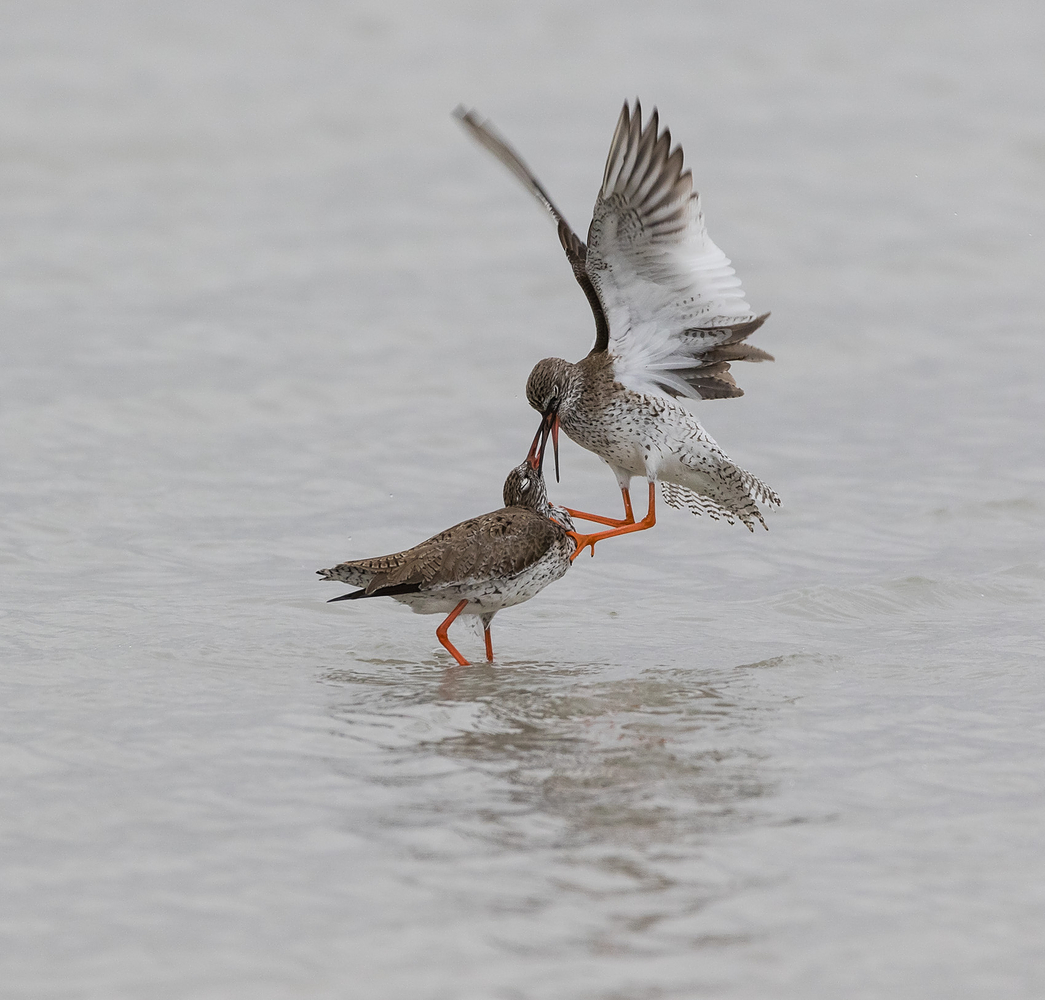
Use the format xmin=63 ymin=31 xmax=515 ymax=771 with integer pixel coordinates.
xmin=564 ymin=352 xmax=615 ymax=415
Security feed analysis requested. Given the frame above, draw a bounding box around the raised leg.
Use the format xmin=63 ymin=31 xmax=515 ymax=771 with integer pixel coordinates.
xmin=435 ymin=600 xmax=470 ymax=666
xmin=568 ymin=482 xmax=656 ymax=561
xmin=565 ymin=486 xmax=636 ymax=528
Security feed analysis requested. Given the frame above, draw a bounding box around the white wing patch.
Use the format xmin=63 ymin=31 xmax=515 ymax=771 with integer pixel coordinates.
xmin=586 ymin=102 xmax=768 ymax=401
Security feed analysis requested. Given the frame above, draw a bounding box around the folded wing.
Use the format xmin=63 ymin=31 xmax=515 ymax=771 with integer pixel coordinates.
xmin=319 ymin=509 xmax=564 ymax=597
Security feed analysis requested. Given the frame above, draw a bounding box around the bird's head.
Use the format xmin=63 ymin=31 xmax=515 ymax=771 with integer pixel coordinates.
xmin=524 ymin=357 xmax=576 ymax=482
xmin=502 ymin=460 xmax=549 ymax=513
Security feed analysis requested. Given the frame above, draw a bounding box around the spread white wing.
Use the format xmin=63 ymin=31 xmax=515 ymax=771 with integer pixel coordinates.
xmin=454 ymin=101 xmax=771 ymax=401
xmin=586 ymin=102 xmax=770 ymax=400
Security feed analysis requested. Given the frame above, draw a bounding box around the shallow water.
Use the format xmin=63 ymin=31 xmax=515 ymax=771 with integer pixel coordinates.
xmin=2 ymin=1 xmax=1044 ymax=997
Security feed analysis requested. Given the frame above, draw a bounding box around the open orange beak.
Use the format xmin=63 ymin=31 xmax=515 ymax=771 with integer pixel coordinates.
xmin=526 ymin=422 xmax=543 ymax=471
xmin=526 ymin=410 xmax=560 ymax=480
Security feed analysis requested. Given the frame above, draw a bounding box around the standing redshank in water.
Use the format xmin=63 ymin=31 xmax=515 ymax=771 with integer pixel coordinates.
xmin=318 ymin=448 xmax=600 ymax=666
xmin=455 ymin=101 xmax=780 ymax=554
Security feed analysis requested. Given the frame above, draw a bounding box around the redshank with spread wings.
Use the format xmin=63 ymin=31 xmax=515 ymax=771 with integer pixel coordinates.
xmin=455 ymin=101 xmax=779 ymax=553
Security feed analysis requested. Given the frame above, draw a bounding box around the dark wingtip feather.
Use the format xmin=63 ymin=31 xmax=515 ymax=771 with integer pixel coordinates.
xmin=328 ymin=582 xmax=425 ymax=602
xmin=327 ymin=590 xmax=366 ymax=602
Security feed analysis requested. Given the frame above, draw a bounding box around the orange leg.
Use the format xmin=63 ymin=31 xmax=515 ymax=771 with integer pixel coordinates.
xmin=483 ymin=622 xmax=494 ymax=662
xmin=567 ymin=482 xmax=656 ymax=561
xmin=435 ymin=600 xmax=470 ymax=666
xmin=565 ymin=486 xmax=636 ymax=527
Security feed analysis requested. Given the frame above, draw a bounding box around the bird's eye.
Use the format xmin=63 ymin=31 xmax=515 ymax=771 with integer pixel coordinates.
xmin=520 ymin=477 xmax=530 ymax=490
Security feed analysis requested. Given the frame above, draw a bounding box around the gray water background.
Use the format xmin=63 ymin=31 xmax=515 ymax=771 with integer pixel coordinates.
xmin=2 ymin=1 xmax=1044 ymax=997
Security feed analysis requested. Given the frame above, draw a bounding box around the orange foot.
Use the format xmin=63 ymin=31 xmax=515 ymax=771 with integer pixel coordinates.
xmin=565 ymin=484 xmax=636 ymax=527
xmin=567 ymin=482 xmax=656 ymax=561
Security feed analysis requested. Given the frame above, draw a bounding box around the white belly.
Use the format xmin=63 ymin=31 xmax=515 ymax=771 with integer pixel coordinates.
xmin=563 ymin=388 xmax=778 ymax=524
xmin=565 ymin=390 xmax=720 ymax=480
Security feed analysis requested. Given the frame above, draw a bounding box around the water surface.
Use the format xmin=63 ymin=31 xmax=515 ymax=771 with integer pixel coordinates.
xmin=2 ymin=2 xmax=1044 ymax=997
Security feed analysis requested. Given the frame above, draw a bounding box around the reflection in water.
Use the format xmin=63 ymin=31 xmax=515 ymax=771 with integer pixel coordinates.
xmin=319 ymin=658 xmax=785 ymax=962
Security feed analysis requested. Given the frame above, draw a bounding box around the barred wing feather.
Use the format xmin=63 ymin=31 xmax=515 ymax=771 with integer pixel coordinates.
xmin=586 ymin=101 xmax=771 ymax=401
xmin=453 ymin=100 xmax=771 ymax=400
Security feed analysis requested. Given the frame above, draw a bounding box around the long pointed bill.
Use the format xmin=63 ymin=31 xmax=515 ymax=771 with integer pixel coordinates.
xmin=549 ymin=412 xmax=560 ymax=483
xmin=526 ymin=411 xmax=560 ymax=480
